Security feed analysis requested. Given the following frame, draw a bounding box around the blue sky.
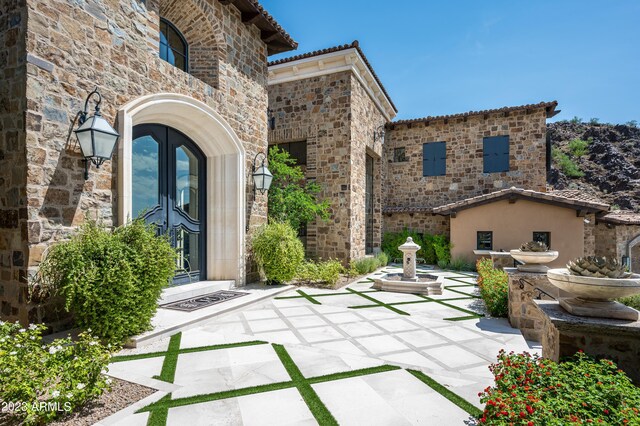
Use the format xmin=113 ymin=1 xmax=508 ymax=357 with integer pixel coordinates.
xmin=262 ymin=1 xmax=640 ymax=123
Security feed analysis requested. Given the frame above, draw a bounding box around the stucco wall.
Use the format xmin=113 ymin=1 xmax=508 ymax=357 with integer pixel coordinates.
xmin=2 ymin=0 xmax=273 ymax=324
xmin=449 ymin=199 xmax=585 ymax=267
xmin=384 ymin=109 xmax=548 ymax=209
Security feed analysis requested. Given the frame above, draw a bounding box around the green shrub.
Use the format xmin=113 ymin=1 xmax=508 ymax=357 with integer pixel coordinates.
xmin=421 ymin=234 xmax=438 ymax=264
xmin=296 ymin=259 xmax=344 ymax=287
xmin=437 ymin=259 xmax=448 ymax=269
xmin=589 ymin=117 xmax=600 ymax=125
xmin=253 ymin=221 xmax=304 ymax=284
xmin=552 ymin=147 xmax=584 ymax=178
xmin=448 ymin=257 xmax=475 ymax=272
xmin=0 ymin=321 xmax=112 ymax=425
xmin=476 ymin=258 xmax=508 ymax=317
xmin=36 ymin=219 xmax=176 ymax=344
xmin=382 ymin=230 xmax=426 ymax=262
xmin=432 ymin=234 xmax=451 ymax=264
xmin=569 ymin=116 xmax=582 ymax=124
xmin=478 ymin=350 xmax=640 ymax=425
xmin=568 ymin=138 xmax=590 ymax=157
xmin=376 ymin=251 xmax=389 ymax=267
xmin=618 ymin=294 xmax=640 ymax=311
xmin=353 ymin=257 xmax=379 ymax=275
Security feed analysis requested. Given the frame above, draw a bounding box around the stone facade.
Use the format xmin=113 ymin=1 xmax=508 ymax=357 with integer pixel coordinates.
xmin=0 ymin=0 xmax=28 ymax=320
xmin=595 ymin=221 xmax=640 ymax=271
xmin=268 ymin=71 xmax=387 ymax=262
xmin=384 ymin=109 xmax=548 ymax=210
xmin=381 ymin=212 xmax=450 ymax=237
xmin=506 ymin=269 xmax=566 ymax=342
xmin=1 ymin=0 xmax=289 ymax=324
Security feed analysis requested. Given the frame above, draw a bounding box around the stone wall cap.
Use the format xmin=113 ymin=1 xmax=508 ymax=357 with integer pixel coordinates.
xmin=534 ymin=300 xmax=640 ymax=334
xmin=388 ymin=101 xmax=560 ymax=128
xmin=597 ymin=210 xmax=640 ymax=226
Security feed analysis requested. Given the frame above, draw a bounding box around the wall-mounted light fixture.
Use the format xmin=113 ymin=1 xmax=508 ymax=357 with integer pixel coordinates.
xmin=73 ymin=88 xmax=120 ymax=179
xmin=373 ymin=124 xmax=385 ymax=145
xmin=268 ymin=108 xmax=276 ymax=131
xmin=252 ymin=151 xmax=273 ymax=194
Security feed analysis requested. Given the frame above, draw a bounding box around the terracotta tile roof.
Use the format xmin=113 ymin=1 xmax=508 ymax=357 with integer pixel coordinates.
xmin=388 ymin=101 xmax=560 ymax=128
xmin=268 ymin=40 xmax=398 ymax=112
xmin=597 ymin=210 xmax=640 ymax=225
xmin=225 ymin=0 xmax=298 ymax=55
xmin=432 ymin=187 xmax=609 ymax=215
xmin=548 ymin=189 xmax=607 ymax=206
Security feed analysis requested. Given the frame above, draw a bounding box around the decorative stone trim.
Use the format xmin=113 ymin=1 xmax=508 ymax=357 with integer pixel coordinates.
xmin=117 ymin=93 xmax=246 ymax=284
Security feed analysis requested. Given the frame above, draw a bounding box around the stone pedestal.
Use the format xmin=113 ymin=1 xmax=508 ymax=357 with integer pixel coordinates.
xmin=533 ymin=300 xmax=640 ymax=385
xmin=399 ymin=237 xmax=420 ymax=282
xmin=506 ymin=268 xmax=567 ymax=342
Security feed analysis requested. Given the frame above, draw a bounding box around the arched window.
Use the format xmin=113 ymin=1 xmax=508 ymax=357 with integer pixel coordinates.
xmin=160 ymin=18 xmax=188 ymax=72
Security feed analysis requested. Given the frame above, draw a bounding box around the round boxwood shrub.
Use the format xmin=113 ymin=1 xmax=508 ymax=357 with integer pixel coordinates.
xmin=36 ymin=219 xmax=176 ymax=344
xmin=252 ymin=221 xmax=304 ymax=284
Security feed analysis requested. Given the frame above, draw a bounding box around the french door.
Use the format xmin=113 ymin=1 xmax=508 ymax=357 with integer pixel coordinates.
xmin=132 ymin=124 xmax=206 ymax=285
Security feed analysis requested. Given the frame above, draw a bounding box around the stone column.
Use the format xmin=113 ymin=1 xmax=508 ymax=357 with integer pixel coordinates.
xmin=399 ymin=237 xmax=421 ymax=282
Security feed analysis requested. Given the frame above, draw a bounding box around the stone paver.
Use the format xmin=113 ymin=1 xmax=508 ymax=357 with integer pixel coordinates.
xmin=99 ymin=268 xmax=539 ymax=425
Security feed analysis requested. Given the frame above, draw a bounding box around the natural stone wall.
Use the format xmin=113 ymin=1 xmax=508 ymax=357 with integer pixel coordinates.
xmin=384 ymin=109 xmax=548 ymax=209
xmin=268 ymin=71 xmax=353 ymax=263
xmin=583 ymin=213 xmax=596 ymax=257
xmin=348 ymin=74 xmax=386 ymax=259
xmin=507 ymin=269 xmax=565 ymax=342
xmin=1 ymin=0 xmax=272 ymax=324
xmin=535 ymin=300 xmax=640 ymax=385
xmin=381 ymin=212 xmax=450 ymax=237
xmin=0 ymin=0 xmax=28 ymax=322
xmin=595 ymin=222 xmax=640 ymax=271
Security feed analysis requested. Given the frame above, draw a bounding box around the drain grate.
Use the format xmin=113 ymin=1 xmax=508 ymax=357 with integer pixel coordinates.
xmin=161 ymin=290 xmax=248 ymax=312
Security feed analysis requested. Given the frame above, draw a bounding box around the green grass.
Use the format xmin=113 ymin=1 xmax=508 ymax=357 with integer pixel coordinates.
xmin=110 ymin=340 xmax=268 ymax=363
xmin=295 ymin=289 xmax=322 ymax=305
xmin=407 ymin=369 xmax=483 ymax=417
xmin=154 ymin=332 xmax=182 ymax=383
xmin=345 ymin=287 xmax=410 ymax=315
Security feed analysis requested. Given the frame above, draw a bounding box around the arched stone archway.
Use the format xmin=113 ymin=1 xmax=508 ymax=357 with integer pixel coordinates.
xmin=627 ymin=233 xmax=640 ymax=273
xmin=118 ymin=93 xmax=246 ymax=283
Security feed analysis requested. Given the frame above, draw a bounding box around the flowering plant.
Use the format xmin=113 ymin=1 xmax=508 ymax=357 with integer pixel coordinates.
xmin=478 ymin=350 xmax=640 ymax=425
xmin=0 ymin=321 xmax=112 ymax=425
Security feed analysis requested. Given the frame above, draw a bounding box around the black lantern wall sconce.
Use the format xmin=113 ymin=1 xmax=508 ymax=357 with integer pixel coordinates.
xmin=251 ymin=151 xmax=273 ymax=194
xmin=373 ymin=124 xmax=385 ymax=145
xmin=73 ymin=88 xmax=120 ymax=179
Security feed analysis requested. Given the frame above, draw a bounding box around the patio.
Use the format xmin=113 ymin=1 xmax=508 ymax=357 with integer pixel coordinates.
xmin=98 ymin=267 xmax=539 ymax=425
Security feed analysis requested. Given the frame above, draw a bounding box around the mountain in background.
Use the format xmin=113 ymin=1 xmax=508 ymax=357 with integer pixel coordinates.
xmin=547 ymin=121 xmax=640 ymax=211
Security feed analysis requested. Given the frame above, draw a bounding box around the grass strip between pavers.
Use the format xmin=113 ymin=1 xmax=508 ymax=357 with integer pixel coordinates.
xmin=154 ymin=333 xmax=181 ymax=383
xmin=345 ymin=287 xmax=410 ymax=316
xmin=274 ymin=290 xmax=379 ymax=300
xmin=443 ymin=315 xmax=483 ymax=321
xmin=444 ymin=286 xmax=481 ymax=298
xmin=445 ymin=276 xmax=479 ymax=286
xmin=407 ymin=369 xmax=483 ymax=418
xmin=419 ymin=295 xmax=484 ymax=317
xmin=110 ymin=340 xmax=268 ymax=363
xmin=146 ymin=394 xmax=171 ymax=426
xmin=273 ymin=344 xmax=338 ymax=425
xmin=349 ymin=296 xmax=474 ymax=310
xmin=295 ymin=289 xmax=321 ymax=305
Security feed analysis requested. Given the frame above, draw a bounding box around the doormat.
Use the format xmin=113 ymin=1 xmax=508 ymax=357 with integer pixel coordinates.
xmin=161 ymin=290 xmax=249 ymax=312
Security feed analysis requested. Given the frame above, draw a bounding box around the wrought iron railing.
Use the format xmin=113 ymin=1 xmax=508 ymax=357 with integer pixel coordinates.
xmin=518 ymin=277 xmax=556 ymax=300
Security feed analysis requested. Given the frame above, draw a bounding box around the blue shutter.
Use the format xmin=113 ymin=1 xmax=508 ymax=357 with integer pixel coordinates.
xmin=483 ymin=136 xmax=509 ymax=173
xmin=423 ymin=142 xmax=446 ymax=176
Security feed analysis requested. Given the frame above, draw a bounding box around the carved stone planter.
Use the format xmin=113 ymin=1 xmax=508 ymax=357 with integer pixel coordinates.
xmin=547 ymin=268 xmax=640 ymax=320
xmin=510 ymin=250 xmax=559 ymax=273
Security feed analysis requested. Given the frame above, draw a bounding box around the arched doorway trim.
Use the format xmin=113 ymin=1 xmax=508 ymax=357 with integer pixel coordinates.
xmin=118 ymin=93 xmax=245 ymax=283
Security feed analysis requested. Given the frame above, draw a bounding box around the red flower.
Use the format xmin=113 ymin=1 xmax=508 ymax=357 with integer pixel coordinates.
xmin=604 ymin=409 xmax=610 ymax=415
xmin=528 ymin=422 xmax=534 ymax=426
xmin=520 ymin=411 xmax=527 ymax=418
xmin=526 ymin=405 xmax=534 ymax=414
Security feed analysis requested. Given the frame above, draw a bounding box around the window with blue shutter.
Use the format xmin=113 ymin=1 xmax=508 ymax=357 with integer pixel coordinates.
xmin=422 ymin=142 xmax=446 ymax=177
xmin=483 ymin=135 xmax=509 ymax=173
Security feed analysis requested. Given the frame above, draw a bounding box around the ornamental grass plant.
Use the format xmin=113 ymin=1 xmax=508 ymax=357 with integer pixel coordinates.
xmin=476 ymin=258 xmax=509 ymax=317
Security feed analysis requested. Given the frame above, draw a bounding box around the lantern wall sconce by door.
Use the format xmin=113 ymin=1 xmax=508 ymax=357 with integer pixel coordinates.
xmin=251 ymin=151 xmax=273 ymax=195
xmin=73 ymin=88 xmax=120 ymax=179
xmin=373 ymin=124 xmax=385 ymax=145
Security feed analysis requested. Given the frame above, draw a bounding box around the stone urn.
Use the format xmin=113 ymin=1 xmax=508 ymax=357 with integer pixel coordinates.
xmin=510 ymin=241 xmax=558 ymax=273
xmin=510 ymin=250 xmax=559 ymax=273
xmin=547 ymin=258 xmax=640 ymax=320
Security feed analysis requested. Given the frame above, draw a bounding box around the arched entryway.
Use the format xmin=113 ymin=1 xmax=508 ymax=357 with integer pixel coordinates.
xmin=118 ymin=94 xmax=246 ymax=284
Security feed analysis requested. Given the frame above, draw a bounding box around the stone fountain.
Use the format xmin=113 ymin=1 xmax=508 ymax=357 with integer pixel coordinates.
xmin=372 ymin=237 xmax=444 ymax=295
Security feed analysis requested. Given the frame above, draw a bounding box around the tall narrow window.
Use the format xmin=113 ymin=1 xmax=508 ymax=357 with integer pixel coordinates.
xmin=365 ymin=154 xmax=374 ymax=254
xmin=270 ymin=141 xmax=307 ymax=166
xmin=477 ymin=231 xmax=493 ymax=250
xmin=483 ymin=135 xmax=509 ymax=173
xmin=160 ymin=18 xmax=188 ymax=72
xmin=422 ymin=142 xmax=446 ymax=176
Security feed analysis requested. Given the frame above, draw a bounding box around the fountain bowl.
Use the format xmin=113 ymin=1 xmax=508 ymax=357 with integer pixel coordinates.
xmin=372 ymin=273 xmax=444 ymax=295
